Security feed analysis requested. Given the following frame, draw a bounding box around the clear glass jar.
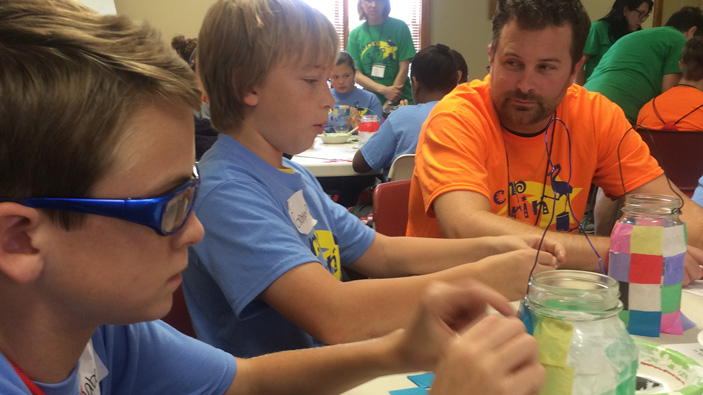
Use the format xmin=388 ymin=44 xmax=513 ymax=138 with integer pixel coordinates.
xmin=333 ymin=105 xmax=350 ymax=132
xmin=358 ymin=114 xmax=380 ymax=145
xmin=608 ymin=194 xmax=687 ymax=337
xmin=520 ymin=270 xmax=638 ymax=395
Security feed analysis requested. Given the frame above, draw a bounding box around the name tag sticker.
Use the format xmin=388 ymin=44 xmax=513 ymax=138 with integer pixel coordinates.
xmin=288 ymin=190 xmax=317 ymax=234
xmin=78 ymin=339 xmax=108 ymax=395
xmin=371 ymin=63 xmax=386 ymax=78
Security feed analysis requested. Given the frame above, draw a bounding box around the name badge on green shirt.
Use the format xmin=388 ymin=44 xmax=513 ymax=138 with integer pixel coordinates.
xmin=371 ymin=63 xmax=385 ymax=78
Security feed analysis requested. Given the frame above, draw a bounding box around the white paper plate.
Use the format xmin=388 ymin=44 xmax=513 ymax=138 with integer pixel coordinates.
xmin=635 ymin=340 xmax=703 ymax=394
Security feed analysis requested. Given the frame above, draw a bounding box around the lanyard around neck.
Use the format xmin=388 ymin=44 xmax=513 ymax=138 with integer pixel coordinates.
xmin=8 ymin=359 xmax=48 ymax=395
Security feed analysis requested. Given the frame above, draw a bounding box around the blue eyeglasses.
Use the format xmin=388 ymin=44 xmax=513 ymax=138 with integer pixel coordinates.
xmin=2 ymin=166 xmax=200 ymax=236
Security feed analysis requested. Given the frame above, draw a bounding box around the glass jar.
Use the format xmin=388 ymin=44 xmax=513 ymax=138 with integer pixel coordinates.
xmin=608 ymin=194 xmax=687 ymax=337
xmin=333 ymin=105 xmax=350 ymax=132
xmin=520 ymin=270 xmax=638 ymax=395
xmin=358 ymin=114 xmax=380 ymax=146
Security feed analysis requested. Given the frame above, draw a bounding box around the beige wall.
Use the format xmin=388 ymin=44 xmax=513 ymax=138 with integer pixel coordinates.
xmin=114 ymin=0 xmax=653 ymax=81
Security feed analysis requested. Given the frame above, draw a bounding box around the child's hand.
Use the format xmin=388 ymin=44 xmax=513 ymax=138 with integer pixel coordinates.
xmin=396 ymin=280 xmax=516 ymax=371
xmin=349 ymin=107 xmax=361 ymax=129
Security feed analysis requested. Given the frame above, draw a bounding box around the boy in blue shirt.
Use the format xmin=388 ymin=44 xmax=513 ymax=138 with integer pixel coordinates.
xmin=353 ymin=44 xmax=465 ymax=178
xmin=0 ymin=0 xmax=546 ymax=393
xmin=188 ymin=0 xmax=564 ymax=359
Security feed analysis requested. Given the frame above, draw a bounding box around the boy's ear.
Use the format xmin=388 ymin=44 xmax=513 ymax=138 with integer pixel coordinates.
xmin=0 ymin=203 xmax=43 ymax=283
xmin=243 ymin=88 xmax=259 ymax=107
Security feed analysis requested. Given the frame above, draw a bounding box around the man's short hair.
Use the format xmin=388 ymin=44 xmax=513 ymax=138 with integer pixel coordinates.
xmin=0 ymin=0 xmax=200 ymax=229
xmin=681 ymin=36 xmax=703 ymax=81
xmin=411 ymin=44 xmax=463 ymax=94
xmin=491 ymin=0 xmax=591 ymax=70
xmin=665 ymin=6 xmax=703 ymax=36
xmin=357 ymin=0 xmax=391 ymax=21
xmin=199 ymin=0 xmax=338 ymax=133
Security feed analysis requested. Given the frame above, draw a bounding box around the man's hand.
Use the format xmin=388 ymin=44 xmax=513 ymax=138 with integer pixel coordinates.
xmin=684 ymin=245 xmax=703 ymax=285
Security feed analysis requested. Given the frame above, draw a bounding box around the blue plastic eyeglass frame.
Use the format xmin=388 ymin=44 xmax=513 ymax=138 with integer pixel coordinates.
xmin=2 ymin=165 xmax=200 ymax=236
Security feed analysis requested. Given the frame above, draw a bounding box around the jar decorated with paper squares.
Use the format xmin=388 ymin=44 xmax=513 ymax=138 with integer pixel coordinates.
xmin=520 ymin=270 xmax=638 ymax=395
xmin=607 ymin=194 xmax=688 ymax=337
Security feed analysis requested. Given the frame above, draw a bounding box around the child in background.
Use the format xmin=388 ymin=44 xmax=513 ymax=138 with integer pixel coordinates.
xmin=0 ymin=0 xmax=546 ymax=393
xmin=188 ymin=0 xmax=562 ymax=359
xmin=325 ymin=51 xmax=384 ymax=132
xmin=353 ymin=44 xmax=466 ymax=178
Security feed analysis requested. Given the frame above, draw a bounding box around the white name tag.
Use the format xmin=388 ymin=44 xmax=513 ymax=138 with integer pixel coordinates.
xmin=371 ymin=63 xmax=386 ymax=78
xmin=78 ymin=339 xmax=108 ymax=395
xmin=288 ymin=190 xmax=317 ymax=234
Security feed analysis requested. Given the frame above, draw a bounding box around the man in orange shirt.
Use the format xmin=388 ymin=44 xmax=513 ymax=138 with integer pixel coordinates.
xmin=638 ymin=36 xmax=703 ymax=130
xmin=406 ymin=0 xmax=703 ymax=282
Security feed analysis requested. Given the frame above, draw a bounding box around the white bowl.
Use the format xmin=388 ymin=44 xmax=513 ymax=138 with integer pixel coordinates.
xmin=321 ymin=133 xmax=350 ymax=144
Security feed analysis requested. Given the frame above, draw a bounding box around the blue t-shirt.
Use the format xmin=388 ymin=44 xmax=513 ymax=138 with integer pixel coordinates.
xmin=185 ymin=134 xmax=376 ymax=358
xmin=0 ymin=321 xmax=236 ymax=394
xmin=325 ymin=87 xmax=384 ymax=131
xmin=693 ymin=175 xmax=703 ymax=207
xmin=358 ymin=101 xmax=437 ymax=179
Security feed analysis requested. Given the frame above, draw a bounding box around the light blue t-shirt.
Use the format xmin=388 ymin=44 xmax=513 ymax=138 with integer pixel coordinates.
xmin=358 ymin=101 xmax=438 ymax=180
xmin=325 ymin=87 xmax=384 ymax=131
xmin=693 ymin=175 xmax=703 ymax=207
xmin=0 ymin=321 xmax=236 ymax=394
xmin=185 ymin=134 xmax=376 ymax=358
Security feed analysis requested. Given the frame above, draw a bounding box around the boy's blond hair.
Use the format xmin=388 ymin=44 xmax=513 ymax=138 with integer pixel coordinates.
xmin=199 ymin=0 xmax=338 ymax=133
xmin=0 ymin=0 xmax=200 ymax=229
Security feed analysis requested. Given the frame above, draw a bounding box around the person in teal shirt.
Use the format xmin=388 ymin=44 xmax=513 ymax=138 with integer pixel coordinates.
xmin=578 ymin=0 xmax=653 ymax=84
xmin=584 ymin=6 xmax=703 ymax=122
xmin=347 ymin=0 xmax=416 ymax=106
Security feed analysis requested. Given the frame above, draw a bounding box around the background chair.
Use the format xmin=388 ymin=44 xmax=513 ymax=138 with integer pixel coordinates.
xmin=635 ymin=127 xmax=703 ymax=197
xmin=373 ymin=179 xmax=411 ymax=237
xmin=161 ymin=285 xmax=197 ymax=337
xmin=387 ymin=154 xmax=415 ymax=182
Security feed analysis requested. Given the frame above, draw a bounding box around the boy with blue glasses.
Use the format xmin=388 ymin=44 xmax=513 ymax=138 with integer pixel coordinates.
xmin=0 ymin=0 xmax=546 ymax=393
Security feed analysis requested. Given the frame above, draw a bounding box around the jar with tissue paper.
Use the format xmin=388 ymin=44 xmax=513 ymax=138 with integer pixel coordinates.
xmin=520 ymin=270 xmax=638 ymax=395
xmin=607 ymin=194 xmax=688 ymax=337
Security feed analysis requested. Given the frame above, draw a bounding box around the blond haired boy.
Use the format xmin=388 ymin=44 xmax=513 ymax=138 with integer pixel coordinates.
xmin=188 ymin=0 xmax=564 ymax=358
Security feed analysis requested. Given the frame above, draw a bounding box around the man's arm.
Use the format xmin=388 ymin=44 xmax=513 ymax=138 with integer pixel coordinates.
xmin=432 ymin=190 xmax=609 ymax=272
xmin=227 ymin=281 xmax=544 ymax=395
xmin=393 ymin=60 xmax=410 ymax=91
xmin=352 ymin=148 xmax=373 ymax=173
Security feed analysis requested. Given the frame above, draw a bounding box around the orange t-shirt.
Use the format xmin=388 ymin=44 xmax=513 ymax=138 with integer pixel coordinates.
xmin=406 ymin=77 xmax=663 ymax=238
xmin=637 ymin=85 xmax=703 ymax=131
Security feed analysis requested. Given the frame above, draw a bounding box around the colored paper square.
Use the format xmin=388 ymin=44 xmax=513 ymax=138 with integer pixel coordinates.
xmin=629 ymin=254 xmax=663 ymax=284
xmin=628 ymin=310 xmax=661 ymax=337
xmin=534 ymin=317 xmax=573 ymax=367
xmin=610 ymin=223 xmax=633 ymax=253
xmin=407 ymin=373 xmax=434 ymax=388
xmin=542 ymin=365 xmax=575 ymax=395
xmin=662 ymin=225 xmax=687 ymax=257
xmin=682 ymin=313 xmax=696 ymax=331
xmin=608 ymin=252 xmax=630 ymax=282
xmin=619 ymin=281 xmax=630 ymax=311
xmin=630 ymin=226 xmax=663 ymax=255
xmin=629 ymin=283 xmax=661 ymax=312
xmin=661 ymin=311 xmax=683 ymax=335
xmin=663 ymin=253 xmax=685 ymax=285
xmin=519 ymin=301 xmax=534 ymax=335
xmin=661 ymin=283 xmax=682 ymax=314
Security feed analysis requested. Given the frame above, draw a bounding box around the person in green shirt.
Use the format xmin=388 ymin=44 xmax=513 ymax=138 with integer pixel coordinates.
xmin=347 ymin=0 xmax=416 ymax=106
xmin=584 ymin=6 xmax=703 ymax=123
xmin=578 ymin=0 xmax=653 ymax=85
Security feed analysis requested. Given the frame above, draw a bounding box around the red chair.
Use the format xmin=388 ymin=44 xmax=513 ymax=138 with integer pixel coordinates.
xmin=635 ymin=127 xmax=703 ymax=197
xmin=373 ymin=179 xmax=411 ymax=237
xmin=161 ymin=285 xmax=197 ymax=337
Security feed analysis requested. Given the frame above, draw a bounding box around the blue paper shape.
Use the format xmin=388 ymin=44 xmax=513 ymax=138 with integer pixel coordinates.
xmin=407 ymin=373 xmax=435 ymax=388
xmin=628 ymin=310 xmax=662 ymax=337
xmin=518 ymin=300 xmax=534 ymax=335
xmin=389 ymin=388 xmax=429 ymax=395
xmin=663 ymin=253 xmax=685 ymax=285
